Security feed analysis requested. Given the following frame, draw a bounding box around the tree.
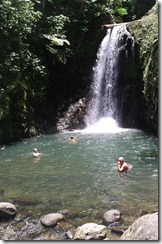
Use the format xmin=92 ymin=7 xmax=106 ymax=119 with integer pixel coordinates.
xmin=0 ymin=0 xmax=44 ymax=143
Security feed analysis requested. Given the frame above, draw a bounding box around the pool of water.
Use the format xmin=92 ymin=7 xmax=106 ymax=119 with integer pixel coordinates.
xmin=0 ymin=128 xmax=158 ymax=239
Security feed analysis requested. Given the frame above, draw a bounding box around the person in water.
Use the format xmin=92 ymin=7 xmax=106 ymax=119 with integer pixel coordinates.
xmin=69 ymin=137 xmax=77 ymax=143
xmin=33 ymin=148 xmax=41 ymax=158
xmin=117 ymin=157 xmax=129 ymax=173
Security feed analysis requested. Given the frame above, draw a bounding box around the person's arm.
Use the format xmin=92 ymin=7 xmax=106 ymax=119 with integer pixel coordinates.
xmin=118 ymin=161 xmax=122 ymax=171
xmin=119 ymin=163 xmax=129 ymax=172
xmin=118 ymin=162 xmax=128 ymax=172
xmin=118 ymin=166 xmax=124 ymax=172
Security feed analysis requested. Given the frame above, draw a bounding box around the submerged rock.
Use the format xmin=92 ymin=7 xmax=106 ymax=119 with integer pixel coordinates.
xmin=0 ymin=189 xmax=5 ymax=196
xmin=12 ymin=198 xmax=42 ymax=206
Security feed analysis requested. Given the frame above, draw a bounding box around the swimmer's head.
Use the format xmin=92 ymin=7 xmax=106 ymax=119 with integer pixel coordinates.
xmin=118 ymin=157 xmax=124 ymax=162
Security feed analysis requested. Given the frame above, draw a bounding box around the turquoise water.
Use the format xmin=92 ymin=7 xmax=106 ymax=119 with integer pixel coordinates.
xmin=0 ymin=129 xmax=158 ymax=229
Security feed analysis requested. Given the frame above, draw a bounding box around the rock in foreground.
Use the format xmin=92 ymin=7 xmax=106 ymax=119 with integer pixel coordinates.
xmin=120 ymin=212 xmax=158 ymax=240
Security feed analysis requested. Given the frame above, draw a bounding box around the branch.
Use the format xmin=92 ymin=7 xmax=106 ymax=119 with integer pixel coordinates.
xmin=102 ymin=20 xmax=142 ymax=29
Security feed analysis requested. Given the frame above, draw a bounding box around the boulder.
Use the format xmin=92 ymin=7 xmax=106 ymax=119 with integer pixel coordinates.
xmin=103 ymin=209 xmax=121 ymax=226
xmin=74 ymin=222 xmax=107 ymax=240
xmin=119 ymin=212 xmax=158 ymax=240
xmin=0 ymin=202 xmax=17 ymax=220
xmin=40 ymin=213 xmax=65 ymax=227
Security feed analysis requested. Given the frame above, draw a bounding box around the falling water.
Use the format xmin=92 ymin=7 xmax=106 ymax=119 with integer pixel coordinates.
xmin=85 ymin=25 xmax=134 ymax=132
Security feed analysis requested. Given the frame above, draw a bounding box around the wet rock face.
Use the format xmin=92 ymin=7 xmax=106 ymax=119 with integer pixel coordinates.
xmin=56 ymin=98 xmax=86 ymax=132
xmin=119 ymin=212 xmax=158 ymax=240
xmin=0 ymin=202 xmax=17 ymax=220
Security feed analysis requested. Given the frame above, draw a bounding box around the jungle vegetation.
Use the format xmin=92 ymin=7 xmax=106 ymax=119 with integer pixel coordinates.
xmin=0 ymin=0 xmax=157 ymax=144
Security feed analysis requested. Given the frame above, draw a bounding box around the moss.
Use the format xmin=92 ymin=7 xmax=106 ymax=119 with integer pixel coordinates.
xmin=127 ymin=2 xmax=158 ymax=132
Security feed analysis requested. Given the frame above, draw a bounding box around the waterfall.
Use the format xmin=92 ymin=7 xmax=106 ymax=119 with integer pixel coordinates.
xmin=84 ymin=25 xmax=134 ymax=133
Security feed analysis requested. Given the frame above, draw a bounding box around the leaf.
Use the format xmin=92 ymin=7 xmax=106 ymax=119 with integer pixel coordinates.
xmin=116 ymin=7 xmax=128 ymax=16
xmin=46 ymin=45 xmax=57 ymax=54
xmin=43 ymin=34 xmax=70 ymax=46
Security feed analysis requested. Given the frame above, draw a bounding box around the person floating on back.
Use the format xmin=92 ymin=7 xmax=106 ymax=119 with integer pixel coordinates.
xmin=33 ymin=148 xmax=41 ymax=158
xmin=117 ymin=156 xmax=130 ymax=174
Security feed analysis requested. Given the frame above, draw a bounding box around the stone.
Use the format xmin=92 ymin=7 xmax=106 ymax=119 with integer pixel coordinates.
xmin=103 ymin=209 xmax=121 ymax=226
xmin=119 ymin=212 xmax=158 ymax=240
xmin=0 ymin=202 xmax=17 ymax=220
xmin=74 ymin=222 xmax=107 ymax=240
xmin=40 ymin=213 xmax=65 ymax=227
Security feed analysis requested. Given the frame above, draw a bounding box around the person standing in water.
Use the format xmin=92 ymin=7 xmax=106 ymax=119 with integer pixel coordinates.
xmin=117 ymin=156 xmax=129 ymax=173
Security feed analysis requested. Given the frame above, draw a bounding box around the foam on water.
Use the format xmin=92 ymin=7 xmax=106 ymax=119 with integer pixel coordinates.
xmin=79 ymin=117 xmax=130 ymax=134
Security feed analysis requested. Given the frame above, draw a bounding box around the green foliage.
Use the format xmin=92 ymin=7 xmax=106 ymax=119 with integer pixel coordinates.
xmin=0 ymin=0 xmax=158 ymax=143
xmin=116 ymin=7 xmax=128 ymax=16
xmin=128 ymin=2 xmax=158 ymax=131
xmin=0 ymin=0 xmax=46 ymax=143
xmin=127 ymin=0 xmax=156 ymax=19
xmin=42 ymin=15 xmax=70 ymax=64
xmin=108 ymin=0 xmax=156 ymax=21
xmin=43 ymin=35 xmax=70 ymax=46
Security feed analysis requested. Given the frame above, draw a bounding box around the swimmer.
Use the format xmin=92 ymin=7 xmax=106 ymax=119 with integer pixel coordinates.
xmin=69 ymin=137 xmax=77 ymax=143
xmin=33 ymin=148 xmax=41 ymax=158
xmin=117 ymin=157 xmax=130 ymax=174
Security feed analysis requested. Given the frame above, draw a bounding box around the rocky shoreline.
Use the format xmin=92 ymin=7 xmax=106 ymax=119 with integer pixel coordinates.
xmin=0 ymin=202 xmax=158 ymax=240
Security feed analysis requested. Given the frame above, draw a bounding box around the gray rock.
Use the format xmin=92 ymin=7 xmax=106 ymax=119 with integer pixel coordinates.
xmin=74 ymin=222 xmax=107 ymax=240
xmin=103 ymin=209 xmax=121 ymax=226
xmin=40 ymin=213 xmax=65 ymax=227
xmin=56 ymin=98 xmax=86 ymax=131
xmin=119 ymin=212 xmax=158 ymax=240
xmin=0 ymin=202 xmax=17 ymax=220
xmin=65 ymin=230 xmax=73 ymax=239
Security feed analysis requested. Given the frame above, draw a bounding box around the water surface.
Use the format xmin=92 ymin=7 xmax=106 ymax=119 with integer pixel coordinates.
xmin=0 ymin=128 xmax=158 ymax=232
